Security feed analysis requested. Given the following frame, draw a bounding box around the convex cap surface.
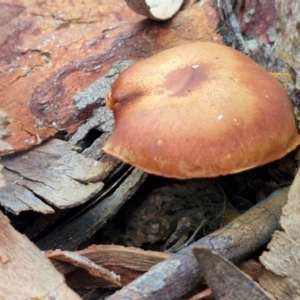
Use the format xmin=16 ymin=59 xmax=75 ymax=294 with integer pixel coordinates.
xmin=103 ymin=42 xmax=300 ymax=179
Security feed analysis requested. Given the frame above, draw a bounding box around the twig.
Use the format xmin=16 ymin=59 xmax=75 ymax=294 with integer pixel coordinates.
xmin=108 ymin=188 xmax=289 ymax=300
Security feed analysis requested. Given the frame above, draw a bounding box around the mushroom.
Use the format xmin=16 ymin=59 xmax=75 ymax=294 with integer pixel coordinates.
xmin=125 ymin=0 xmax=184 ymax=21
xmin=103 ymin=42 xmax=300 ymax=179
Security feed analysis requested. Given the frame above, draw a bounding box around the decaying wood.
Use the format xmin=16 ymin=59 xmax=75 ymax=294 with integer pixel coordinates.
xmin=215 ymin=0 xmax=245 ymax=51
xmin=108 ymin=188 xmax=288 ymax=300
xmin=37 ymin=168 xmax=148 ymax=251
xmin=0 ymin=168 xmax=55 ymax=214
xmin=0 ymin=0 xmax=221 ymax=155
xmin=0 ymin=111 xmax=11 ymax=154
xmin=267 ymin=0 xmax=300 ymax=106
xmin=259 ymin=168 xmax=300 ymax=299
xmin=193 ymin=248 xmax=273 ymax=299
xmin=0 ymin=139 xmax=118 ymax=213
xmin=47 ymin=245 xmax=170 ymax=288
xmin=237 ymin=260 xmax=265 ymax=283
xmin=0 ymin=210 xmax=81 ymax=300
xmin=234 ymin=0 xmax=300 ymax=102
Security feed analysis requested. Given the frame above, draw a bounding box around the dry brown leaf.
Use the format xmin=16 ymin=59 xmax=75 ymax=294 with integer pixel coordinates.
xmin=0 ymin=0 xmax=221 ymax=155
xmin=0 ymin=210 xmax=81 ymax=299
xmin=193 ymin=248 xmax=273 ymax=300
xmin=47 ymin=245 xmax=170 ymax=288
xmin=259 ymin=168 xmax=300 ymax=299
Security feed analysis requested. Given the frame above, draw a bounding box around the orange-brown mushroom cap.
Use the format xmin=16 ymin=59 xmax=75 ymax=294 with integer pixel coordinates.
xmin=103 ymin=42 xmax=300 ymax=179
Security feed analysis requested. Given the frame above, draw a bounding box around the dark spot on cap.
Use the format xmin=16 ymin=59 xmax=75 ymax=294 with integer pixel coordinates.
xmin=163 ymin=64 xmax=209 ymax=97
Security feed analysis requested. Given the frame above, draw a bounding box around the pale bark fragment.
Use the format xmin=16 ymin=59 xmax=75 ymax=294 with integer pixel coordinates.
xmin=259 ymin=169 xmax=300 ymax=299
xmin=0 ymin=210 xmax=81 ymax=300
xmin=1 ymin=139 xmax=111 ymax=211
xmin=47 ymin=245 xmax=170 ymax=288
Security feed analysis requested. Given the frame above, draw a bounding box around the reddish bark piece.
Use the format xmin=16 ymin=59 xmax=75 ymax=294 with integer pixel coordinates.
xmin=238 ymin=260 xmax=264 ymax=282
xmin=238 ymin=0 xmax=277 ymax=44
xmin=0 ymin=210 xmax=81 ymax=299
xmin=0 ymin=0 xmax=221 ymax=155
xmin=0 ymin=0 xmax=142 ymax=155
xmin=47 ymin=245 xmax=170 ymax=288
xmin=188 ymin=288 xmax=212 ymax=300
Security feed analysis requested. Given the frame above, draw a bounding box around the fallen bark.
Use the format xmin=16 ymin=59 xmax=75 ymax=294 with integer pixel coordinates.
xmin=37 ymin=168 xmax=147 ymax=251
xmin=0 ymin=210 xmax=81 ymax=299
xmin=47 ymin=245 xmax=171 ymax=288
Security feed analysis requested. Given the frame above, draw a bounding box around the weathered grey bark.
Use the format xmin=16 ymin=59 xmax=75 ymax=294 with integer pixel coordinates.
xmin=37 ymin=168 xmax=147 ymax=251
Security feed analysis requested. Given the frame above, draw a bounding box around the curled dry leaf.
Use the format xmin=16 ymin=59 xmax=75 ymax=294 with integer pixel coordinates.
xmin=259 ymin=168 xmax=300 ymax=299
xmin=125 ymin=0 xmax=184 ymax=20
xmin=193 ymin=248 xmax=273 ymax=299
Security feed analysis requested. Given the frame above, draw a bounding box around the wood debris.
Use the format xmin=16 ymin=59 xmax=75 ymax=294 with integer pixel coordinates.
xmin=0 ymin=139 xmax=116 ymax=213
xmin=259 ymin=168 xmax=300 ymax=298
xmin=47 ymin=245 xmax=170 ymax=288
xmin=107 ymin=188 xmax=288 ymax=299
xmin=193 ymin=248 xmax=273 ymax=299
xmin=0 ymin=110 xmax=12 ymax=188
xmin=0 ymin=210 xmax=81 ymax=299
xmin=37 ymin=168 xmax=148 ymax=251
